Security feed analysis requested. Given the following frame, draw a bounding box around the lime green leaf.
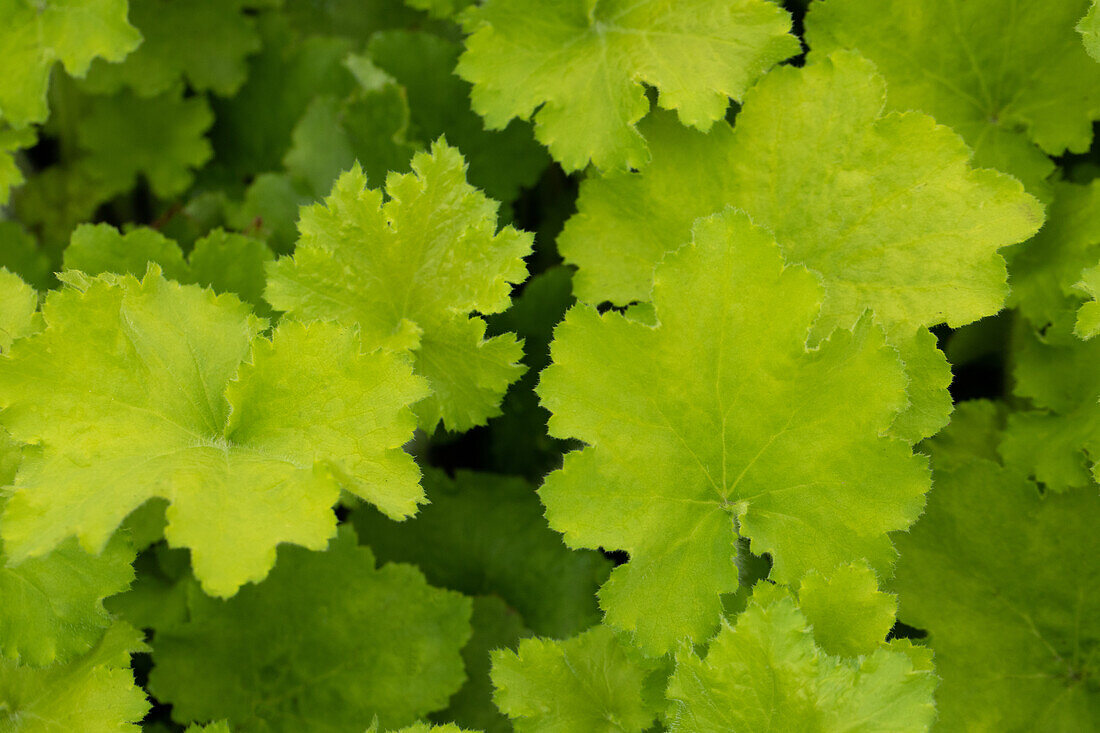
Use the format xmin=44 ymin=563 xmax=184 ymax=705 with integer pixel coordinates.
xmin=894 ymin=457 xmax=1100 ymax=730
xmin=352 ymin=468 xmax=610 ymax=639
xmin=806 ymin=0 xmax=1100 ymax=196
xmin=798 ymin=562 xmax=896 ymax=659
xmin=266 ymin=141 xmax=531 ymax=432
xmin=0 ymin=126 xmax=34 ymax=204
xmin=0 ymin=532 xmax=134 ymax=666
xmin=1080 ymin=0 xmax=1100 ymax=61
xmin=1010 ymin=180 xmax=1100 ymax=331
xmin=436 ymin=595 xmax=529 ymax=733
xmin=561 ymin=53 xmax=1042 ymax=328
xmin=1001 ymin=321 xmax=1100 ymax=491
xmin=64 ymin=223 xmax=188 ymax=280
xmin=369 ymin=30 xmax=549 ymax=204
xmin=76 ymin=86 xmax=213 ymax=199
xmin=666 ymin=584 xmax=936 ymax=732
xmin=0 ymin=268 xmax=40 ymax=352
xmin=82 ymin=0 xmax=260 ymax=97
xmin=1075 ymin=261 xmax=1100 ymax=338
xmin=0 ymin=622 xmax=149 ymax=732
xmin=539 ymin=210 xmax=929 ymax=655
xmin=149 ymin=527 xmax=472 ymax=732
xmin=456 ymin=0 xmax=798 ymax=172
xmin=0 ymin=0 xmax=141 ymax=127
xmin=0 ymin=270 xmax=427 ymax=597
xmin=491 ymin=625 xmax=665 ymax=733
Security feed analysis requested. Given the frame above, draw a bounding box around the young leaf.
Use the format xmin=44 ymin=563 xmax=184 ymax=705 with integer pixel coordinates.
xmin=266 ymin=140 xmax=532 ymax=432
xmin=666 ymin=584 xmax=936 ymax=732
xmin=893 ymin=457 xmax=1100 ymax=730
xmin=149 ymin=527 xmax=472 ymax=732
xmin=538 ymin=210 xmax=929 ymax=655
xmin=806 ymin=0 xmax=1100 ymax=195
xmin=0 ymin=270 xmax=427 ymax=597
xmin=456 ymin=0 xmax=799 ymax=172
xmin=0 ymin=0 xmax=141 ymax=127
xmin=491 ymin=624 xmax=666 ymax=733
xmin=798 ymin=562 xmax=897 ymax=659
xmin=0 ymin=622 xmax=150 ymax=732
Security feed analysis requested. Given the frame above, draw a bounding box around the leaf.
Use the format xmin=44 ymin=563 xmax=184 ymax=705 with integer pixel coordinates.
xmin=0 ymin=126 xmax=34 ymax=204
xmin=538 ymin=210 xmax=929 ymax=655
xmin=456 ymin=0 xmax=799 ymax=172
xmin=490 ymin=624 xmax=666 ymax=733
xmin=0 ymin=221 xmax=51 ymax=290
xmin=81 ymin=0 xmax=261 ymax=97
xmin=148 ymin=527 xmax=472 ymax=732
xmin=0 ymin=270 xmax=427 ymax=597
xmin=0 ymin=0 xmax=141 ymax=127
xmin=65 ymin=223 xmax=189 ymax=281
xmin=186 ymin=229 xmax=275 ymax=316
xmin=665 ymin=584 xmax=937 ymax=732
xmin=798 ymin=562 xmax=897 ymax=659
xmin=266 ymin=140 xmax=532 ymax=432
xmin=559 ymin=52 xmax=1041 ymax=441
xmin=435 ymin=595 xmax=529 ymax=733
xmin=806 ymin=0 xmax=1100 ymax=196
xmin=0 ymin=268 xmax=41 ymax=353
xmin=0 ymin=622 xmax=150 ymax=732
xmin=1075 ymin=261 xmax=1100 ymax=339
xmin=352 ymin=468 xmax=611 ymax=639
xmin=1080 ymin=0 xmax=1100 ymax=61
xmin=893 ymin=457 xmax=1100 ymax=730
xmin=368 ymin=29 xmax=549 ymax=204
xmin=76 ymin=86 xmax=214 ymax=199
xmin=1001 ymin=320 xmax=1100 ymax=491
xmin=1010 ymin=180 xmax=1100 ymax=332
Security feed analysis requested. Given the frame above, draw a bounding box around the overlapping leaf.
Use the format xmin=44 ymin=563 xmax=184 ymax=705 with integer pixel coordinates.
xmin=149 ymin=528 xmax=472 ymax=732
xmin=894 ymin=454 xmax=1099 ymax=729
xmin=0 ymin=269 xmax=427 ymax=597
xmin=806 ymin=0 xmax=1100 ymax=195
xmin=666 ymin=584 xmax=937 ymax=732
xmin=266 ymin=140 xmax=532 ymax=432
xmin=539 ymin=210 xmax=929 ymax=655
xmin=456 ymin=0 xmax=798 ymax=171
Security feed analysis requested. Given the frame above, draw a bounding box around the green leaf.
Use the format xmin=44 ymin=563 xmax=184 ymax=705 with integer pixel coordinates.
xmin=266 ymin=140 xmax=532 ymax=432
xmin=76 ymin=86 xmax=214 ymax=199
xmin=0 ymin=622 xmax=150 ymax=732
xmin=352 ymin=468 xmax=611 ymax=639
xmin=82 ymin=0 xmax=261 ymax=97
xmin=1075 ymin=261 xmax=1100 ymax=339
xmin=435 ymin=595 xmax=529 ymax=733
xmin=0 ymin=221 xmax=51 ymax=290
xmin=0 ymin=126 xmax=34 ymax=204
xmin=187 ymin=229 xmax=275 ymax=316
xmin=0 ymin=0 xmax=141 ymax=127
xmin=65 ymin=223 xmax=189 ymax=280
xmin=798 ymin=562 xmax=897 ymax=659
xmin=665 ymin=584 xmax=936 ymax=732
xmin=539 ymin=210 xmax=929 ymax=655
xmin=559 ymin=52 xmax=1040 ymax=441
xmin=806 ymin=0 xmax=1100 ymax=196
xmin=923 ymin=399 xmax=1007 ymax=470
xmin=1010 ymin=180 xmax=1100 ymax=331
xmin=1001 ymin=320 xmax=1100 ymax=491
xmin=1080 ymin=0 xmax=1100 ymax=61
xmin=491 ymin=624 xmax=665 ymax=733
xmin=0 ymin=270 xmax=427 ymax=597
xmin=894 ymin=457 xmax=1100 ymax=730
xmin=405 ymin=0 xmax=474 ymax=20
xmin=0 ymin=532 xmax=135 ymax=666
xmin=0 ymin=268 xmax=41 ymax=353
xmin=368 ymin=29 xmax=549 ymax=204
xmin=148 ymin=527 xmax=472 ymax=732
xmin=456 ymin=0 xmax=798 ymax=172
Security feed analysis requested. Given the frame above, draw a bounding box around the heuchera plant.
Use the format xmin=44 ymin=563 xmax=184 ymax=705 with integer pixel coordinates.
xmin=0 ymin=1 xmax=1097 ymax=731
